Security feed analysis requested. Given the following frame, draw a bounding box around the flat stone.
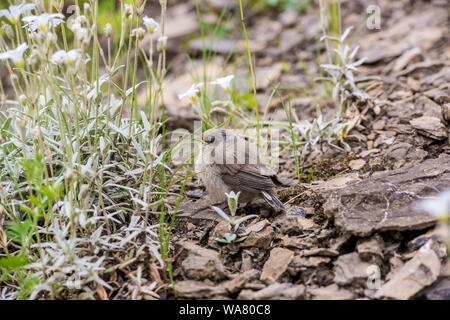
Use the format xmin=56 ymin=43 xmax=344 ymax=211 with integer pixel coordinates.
xmin=278 ymin=10 xmax=298 ymax=27
xmin=424 ymin=87 xmax=450 ymax=105
xmin=189 ymin=38 xmax=239 ymax=54
xmin=238 ymin=282 xmax=305 ymax=300
xmin=309 ymin=284 xmax=354 ymax=300
xmin=288 ymin=256 xmax=331 ymax=275
xmin=393 ymin=47 xmax=422 ymax=72
xmin=274 ymin=213 xmax=316 ymax=235
xmin=358 ymin=9 xmax=446 ymax=63
xmin=349 ymin=159 xmax=366 ymax=171
xmin=261 ymin=248 xmax=294 ymax=282
xmin=359 ymin=148 xmax=381 ymax=158
xmin=240 ymin=226 xmax=274 ymax=249
xmin=372 ymin=119 xmax=386 ymax=130
xmin=256 ymin=63 xmax=284 ymax=89
xmin=410 ymin=116 xmax=448 ymax=140
xmin=222 ymin=269 xmax=260 ymax=295
xmin=266 ymin=28 xmax=303 ymax=56
xmin=140 ymin=4 xmax=199 ymax=51
xmin=334 ymin=252 xmax=375 ymax=286
xmin=441 ymin=258 xmax=450 ymax=277
xmin=280 ymin=235 xmax=315 ymax=249
xmin=375 ymin=242 xmax=441 ymax=300
xmin=240 ymin=219 xmax=271 ymax=236
xmin=175 ymin=280 xmax=226 ymax=299
xmin=385 ymin=143 xmax=412 ymax=161
xmin=302 ymin=248 xmax=340 ymax=257
xmin=443 ymin=103 xmax=450 ymax=122
xmin=357 ymin=234 xmax=384 ymax=262
xmin=181 ymin=242 xmax=226 ymax=281
xmin=323 ymin=156 xmax=450 ymax=236
xmin=424 ymin=278 xmax=450 ymax=300
xmin=416 ymin=96 xmax=444 ymax=120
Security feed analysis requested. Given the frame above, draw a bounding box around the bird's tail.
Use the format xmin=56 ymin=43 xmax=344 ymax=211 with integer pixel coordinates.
xmin=262 ymin=191 xmax=285 ymax=212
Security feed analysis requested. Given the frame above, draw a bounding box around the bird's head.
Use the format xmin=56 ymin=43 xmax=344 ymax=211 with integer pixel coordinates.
xmin=201 ymin=129 xmax=232 ymax=146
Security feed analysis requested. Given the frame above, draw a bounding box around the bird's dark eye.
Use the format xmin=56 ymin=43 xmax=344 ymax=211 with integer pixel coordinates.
xmin=202 ymin=135 xmax=216 ymax=144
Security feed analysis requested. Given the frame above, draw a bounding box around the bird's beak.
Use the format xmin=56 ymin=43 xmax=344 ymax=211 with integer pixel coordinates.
xmin=201 ymin=140 xmax=210 ymax=145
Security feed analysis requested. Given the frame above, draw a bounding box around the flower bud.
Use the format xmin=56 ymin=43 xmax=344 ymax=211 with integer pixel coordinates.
xmin=157 ymin=35 xmax=168 ymax=52
xmin=1 ymin=22 xmax=14 ymax=39
xmin=132 ymin=27 xmax=145 ymax=41
xmin=124 ymin=4 xmax=133 ymax=19
xmin=19 ymin=94 xmax=27 ymax=105
xmin=104 ymin=23 xmax=112 ymax=38
xmin=84 ymin=3 xmax=90 ymax=13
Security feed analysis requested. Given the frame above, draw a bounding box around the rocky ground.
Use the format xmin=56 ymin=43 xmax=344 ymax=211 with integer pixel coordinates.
xmin=132 ymin=0 xmax=450 ymax=300
xmin=41 ymin=0 xmax=447 ymax=300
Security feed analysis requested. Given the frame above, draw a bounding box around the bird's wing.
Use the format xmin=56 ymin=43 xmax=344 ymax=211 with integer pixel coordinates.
xmin=213 ymin=135 xmax=281 ymax=192
xmin=218 ymin=162 xmax=277 ymax=193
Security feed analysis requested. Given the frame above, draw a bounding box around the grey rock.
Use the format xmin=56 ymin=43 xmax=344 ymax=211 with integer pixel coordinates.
xmin=274 ymin=213 xmax=316 ymax=236
xmin=442 ymin=103 xmax=450 ymax=122
xmin=323 ymin=156 xmax=450 ymax=236
xmin=375 ymin=242 xmax=441 ymax=300
xmin=424 ymin=278 xmax=450 ymax=300
xmin=240 ymin=226 xmax=274 ymax=249
xmin=410 ymin=116 xmax=448 ymax=140
xmin=308 ymin=284 xmax=354 ymax=300
xmin=288 ymin=256 xmax=331 ymax=276
xmin=349 ymin=159 xmax=366 ymax=171
xmin=334 ymin=252 xmax=375 ymax=286
xmin=357 ymin=234 xmax=384 ymax=263
xmin=181 ymin=242 xmax=226 ymax=281
xmin=238 ymin=282 xmax=305 ymax=300
xmin=260 ymin=248 xmax=294 ymax=283
xmin=175 ymin=280 xmax=226 ymax=299
xmin=222 ymin=269 xmax=260 ymax=295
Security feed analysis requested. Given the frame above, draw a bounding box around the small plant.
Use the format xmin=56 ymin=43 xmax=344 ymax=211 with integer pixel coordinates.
xmin=0 ymin=0 xmax=185 ymax=299
xmin=212 ymin=191 xmax=257 ymax=244
xmin=292 ymin=106 xmax=360 ymax=154
xmin=284 ymin=24 xmax=379 ymax=164
xmin=318 ymin=26 xmax=378 ymax=117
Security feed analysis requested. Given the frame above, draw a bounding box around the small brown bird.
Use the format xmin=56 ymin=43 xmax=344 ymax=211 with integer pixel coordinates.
xmin=196 ymin=128 xmax=285 ymax=211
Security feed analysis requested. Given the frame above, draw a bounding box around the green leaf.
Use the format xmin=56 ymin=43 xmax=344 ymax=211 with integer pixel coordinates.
xmin=6 ymin=219 xmax=34 ymax=245
xmin=0 ymin=253 xmax=28 ymax=270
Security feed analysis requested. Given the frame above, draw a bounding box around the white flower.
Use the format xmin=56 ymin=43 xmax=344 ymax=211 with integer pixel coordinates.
xmin=195 ymin=82 xmax=204 ymax=89
xmin=157 ymin=35 xmax=168 ymax=51
xmin=0 ymin=4 xmax=35 ymax=24
xmin=75 ymin=28 xmax=89 ymax=45
xmin=51 ymin=49 xmax=88 ymax=66
xmin=104 ymin=23 xmax=112 ymax=37
xmin=211 ymin=74 xmax=234 ymax=93
xmin=415 ymin=189 xmax=450 ymax=219
xmin=143 ymin=16 xmax=159 ymax=34
xmin=178 ymin=84 xmax=200 ymax=101
xmin=0 ymin=42 xmax=28 ymax=67
xmin=124 ymin=4 xmax=133 ymax=18
xmin=22 ymin=13 xmax=65 ymax=31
